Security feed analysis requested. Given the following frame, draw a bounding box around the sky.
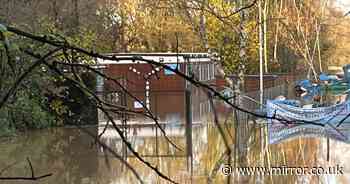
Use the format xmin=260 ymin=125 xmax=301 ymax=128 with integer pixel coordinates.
xmin=334 ymin=0 xmax=350 ymax=12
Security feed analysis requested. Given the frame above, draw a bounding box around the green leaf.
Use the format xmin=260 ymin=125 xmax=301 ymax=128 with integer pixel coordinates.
xmin=0 ymin=23 xmax=7 ymax=33
xmin=0 ymin=24 xmax=10 ymax=49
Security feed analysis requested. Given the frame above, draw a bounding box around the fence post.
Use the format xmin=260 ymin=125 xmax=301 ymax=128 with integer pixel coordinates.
xmin=185 ymin=57 xmax=193 ymax=173
xmin=95 ymin=66 xmax=105 ymax=124
xmin=185 ymin=89 xmax=192 ymax=156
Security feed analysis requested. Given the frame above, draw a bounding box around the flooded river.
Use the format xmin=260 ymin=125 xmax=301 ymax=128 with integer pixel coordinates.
xmin=0 ymin=123 xmax=349 ymax=184
xmin=1 ymin=86 xmax=350 ymax=183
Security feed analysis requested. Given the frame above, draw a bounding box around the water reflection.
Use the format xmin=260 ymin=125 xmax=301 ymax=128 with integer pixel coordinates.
xmin=98 ymin=120 xmax=238 ymax=184
xmin=1 ymin=124 xmax=350 ymax=183
xmin=1 ymin=88 xmax=350 ymax=183
xmin=315 ymin=138 xmax=349 ymax=183
xmin=0 ymin=127 xmax=98 ymax=184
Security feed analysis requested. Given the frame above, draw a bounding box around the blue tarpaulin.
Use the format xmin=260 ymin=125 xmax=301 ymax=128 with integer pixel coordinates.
xmin=319 ymin=73 xmax=329 ymax=81
xmin=164 ymin=64 xmax=178 ymax=75
xmin=298 ymin=79 xmax=312 ymax=88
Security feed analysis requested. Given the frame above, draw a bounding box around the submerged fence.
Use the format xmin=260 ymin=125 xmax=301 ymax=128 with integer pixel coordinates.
xmin=234 ymin=74 xmax=305 ymax=123
xmin=97 ymin=72 xmax=304 ymax=125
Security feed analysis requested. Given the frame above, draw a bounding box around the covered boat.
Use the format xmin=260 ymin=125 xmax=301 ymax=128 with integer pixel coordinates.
xmin=267 ymin=99 xmax=350 ymax=144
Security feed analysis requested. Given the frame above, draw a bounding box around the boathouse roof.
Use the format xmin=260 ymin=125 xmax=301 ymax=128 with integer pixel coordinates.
xmin=96 ymin=52 xmax=212 ymax=65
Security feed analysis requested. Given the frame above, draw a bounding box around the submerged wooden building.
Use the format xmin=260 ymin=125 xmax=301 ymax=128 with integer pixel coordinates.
xmin=95 ymin=53 xmax=216 ymax=125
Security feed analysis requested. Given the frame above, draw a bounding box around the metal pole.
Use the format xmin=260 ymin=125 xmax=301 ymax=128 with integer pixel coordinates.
xmin=185 ymin=59 xmax=193 ymax=173
xmin=258 ymin=2 xmax=265 ymax=184
xmin=95 ymin=66 xmax=106 ymax=127
xmin=185 ymin=89 xmax=192 ymax=171
xmin=259 ymin=0 xmax=264 ymax=107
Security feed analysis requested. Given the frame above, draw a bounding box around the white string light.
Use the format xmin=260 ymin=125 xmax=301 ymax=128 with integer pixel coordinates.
xmin=128 ymin=64 xmax=162 ymax=110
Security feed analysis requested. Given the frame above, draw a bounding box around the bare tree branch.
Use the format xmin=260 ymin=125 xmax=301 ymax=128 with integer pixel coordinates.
xmin=0 ymin=158 xmax=52 ymax=181
xmin=1 ymin=24 xmax=340 ymax=184
xmin=0 ymin=47 xmax=62 ymax=109
xmin=5 ymin=25 xmax=328 ymax=126
xmin=35 ymin=57 xmax=178 ymax=184
xmin=78 ymin=126 xmax=144 ymax=184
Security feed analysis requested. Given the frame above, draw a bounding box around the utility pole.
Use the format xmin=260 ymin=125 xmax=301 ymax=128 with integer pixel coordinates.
xmin=259 ymin=0 xmax=264 ymax=107
xmin=263 ymin=0 xmax=269 ymax=73
xmin=235 ymin=0 xmax=249 ymax=183
xmin=259 ymin=3 xmax=265 ymax=184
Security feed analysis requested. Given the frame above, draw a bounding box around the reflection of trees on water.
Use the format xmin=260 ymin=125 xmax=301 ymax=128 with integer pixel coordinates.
xmin=0 ymin=128 xmax=98 ymax=184
xmin=2 ymin=90 xmax=348 ymax=183
xmin=318 ymin=138 xmax=350 ymax=183
xmin=1 ymin=125 xmax=350 ymax=183
xmin=98 ymin=123 xmax=208 ymax=183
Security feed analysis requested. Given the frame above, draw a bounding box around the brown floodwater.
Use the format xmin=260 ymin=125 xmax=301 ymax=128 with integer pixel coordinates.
xmin=0 ymin=122 xmax=349 ymax=184
xmin=1 ymin=85 xmax=349 ymax=184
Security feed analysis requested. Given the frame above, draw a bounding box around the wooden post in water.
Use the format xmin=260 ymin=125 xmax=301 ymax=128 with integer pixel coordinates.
xmin=327 ymin=137 xmax=330 ymax=162
xmin=185 ymin=57 xmax=193 ymax=174
xmin=185 ymin=87 xmax=193 ymax=169
xmin=95 ymin=66 xmax=105 ymax=123
xmin=235 ymin=0 xmax=249 ymax=183
xmin=121 ymin=89 xmax=128 ymax=161
xmin=258 ymin=0 xmax=264 ymax=108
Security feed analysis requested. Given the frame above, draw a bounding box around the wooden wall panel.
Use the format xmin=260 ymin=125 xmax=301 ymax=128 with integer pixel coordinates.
xmin=103 ymin=64 xmax=186 ymax=92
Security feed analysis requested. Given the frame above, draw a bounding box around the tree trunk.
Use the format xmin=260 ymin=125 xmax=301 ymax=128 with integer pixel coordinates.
xmin=52 ymin=0 xmax=59 ymax=27
xmin=235 ymin=0 xmax=249 ymax=183
xmin=259 ymin=0 xmax=264 ymax=105
xmin=273 ymin=0 xmax=283 ymax=65
xmin=72 ymin=0 xmax=79 ymax=34
xmin=197 ymin=0 xmax=234 ymax=88
xmin=263 ymin=0 xmax=269 ymax=73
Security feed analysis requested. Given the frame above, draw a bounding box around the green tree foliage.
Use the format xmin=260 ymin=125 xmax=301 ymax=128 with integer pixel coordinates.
xmin=0 ymin=15 xmax=98 ymax=134
xmin=0 ymin=27 xmax=56 ymax=135
xmin=0 ymin=0 xmax=342 ymax=135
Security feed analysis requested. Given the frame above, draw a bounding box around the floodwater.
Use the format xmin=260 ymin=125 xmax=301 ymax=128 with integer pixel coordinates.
xmin=0 ymin=87 xmax=350 ymax=184
xmin=1 ymin=124 xmax=349 ymax=183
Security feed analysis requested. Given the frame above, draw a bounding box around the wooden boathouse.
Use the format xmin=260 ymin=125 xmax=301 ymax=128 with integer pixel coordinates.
xmin=97 ymin=53 xmax=216 ymax=93
xmin=95 ymin=53 xmax=300 ymax=126
xmin=95 ymin=53 xmax=216 ymax=125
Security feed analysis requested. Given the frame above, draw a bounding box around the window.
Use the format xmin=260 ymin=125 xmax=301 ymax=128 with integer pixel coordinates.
xmin=212 ymin=63 xmax=215 ymax=80
xmin=205 ymin=63 xmax=210 ymax=80
xmin=198 ymin=64 xmax=202 ymax=81
xmin=106 ymin=92 xmax=119 ymax=105
xmin=164 ymin=64 xmax=177 ymax=75
xmin=201 ymin=64 xmax=205 ymax=81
